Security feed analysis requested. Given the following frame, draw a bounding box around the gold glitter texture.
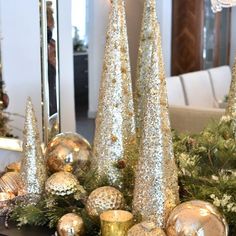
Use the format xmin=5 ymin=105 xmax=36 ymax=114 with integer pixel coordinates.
xmin=92 ymin=0 xmax=136 ymax=187
xmin=132 ymin=0 xmax=179 ymax=228
xmin=225 ymin=57 xmax=236 ymax=117
xmin=134 ymin=0 xmax=157 ymax=138
xmin=20 ymin=98 xmax=47 ymax=196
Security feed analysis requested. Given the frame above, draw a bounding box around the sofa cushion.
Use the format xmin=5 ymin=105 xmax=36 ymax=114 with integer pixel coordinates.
xmin=208 ymin=66 xmax=231 ymax=102
xmin=181 ymin=71 xmax=217 ymax=108
xmin=169 ymin=105 xmax=224 ymax=134
xmin=166 ymin=76 xmax=186 ymax=106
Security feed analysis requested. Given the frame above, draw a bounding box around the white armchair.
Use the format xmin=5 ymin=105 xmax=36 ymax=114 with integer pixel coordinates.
xmin=166 ymin=66 xmax=231 ymax=133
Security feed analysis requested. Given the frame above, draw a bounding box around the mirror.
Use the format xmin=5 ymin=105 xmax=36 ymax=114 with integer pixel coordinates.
xmin=40 ymin=0 xmax=61 ymax=144
xmin=0 ymin=0 xmax=61 ymax=148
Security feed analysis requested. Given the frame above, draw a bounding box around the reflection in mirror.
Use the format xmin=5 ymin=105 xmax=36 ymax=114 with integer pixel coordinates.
xmin=72 ymin=0 xmax=94 ymax=142
xmin=40 ymin=0 xmax=60 ymax=144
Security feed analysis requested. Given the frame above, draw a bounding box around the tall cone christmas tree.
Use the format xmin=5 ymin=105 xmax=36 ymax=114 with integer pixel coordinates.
xmin=20 ymin=98 xmax=47 ymax=196
xmin=225 ymin=58 xmax=236 ymax=117
xmin=93 ymin=0 xmax=136 ymax=188
xmin=134 ymin=0 xmax=157 ymax=138
xmin=132 ymin=0 xmax=179 ymax=228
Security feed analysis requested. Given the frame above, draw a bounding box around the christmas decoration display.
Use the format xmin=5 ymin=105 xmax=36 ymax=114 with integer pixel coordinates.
xmin=100 ymin=210 xmax=133 ymax=236
xmin=46 ymin=132 xmax=92 ymax=176
xmin=225 ymin=58 xmax=236 ymax=117
xmin=92 ymin=0 xmax=137 ymax=187
xmin=0 ymin=172 xmax=23 ymax=196
xmin=132 ymin=0 xmax=179 ymax=227
xmin=3 ymin=1 xmax=236 ymax=235
xmin=57 ymin=213 xmax=85 ymax=236
xmin=166 ymin=200 xmax=228 ymax=236
xmin=45 ymin=171 xmax=80 ymax=196
xmin=86 ymin=186 xmax=125 ymax=220
xmin=128 ymin=221 xmax=166 ymax=236
xmin=20 ymin=98 xmax=47 ymax=196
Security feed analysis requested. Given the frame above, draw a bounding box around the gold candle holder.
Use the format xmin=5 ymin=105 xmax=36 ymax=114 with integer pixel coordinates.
xmin=100 ymin=210 xmax=133 ymax=236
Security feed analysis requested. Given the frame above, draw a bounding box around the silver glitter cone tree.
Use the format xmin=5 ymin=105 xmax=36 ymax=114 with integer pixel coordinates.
xmin=20 ymin=98 xmax=47 ymax=196
xmin=134 ymin=0 xmax=157 ymax=138
xmin=132 ymin=0 xmax=179 ymax=228
xmin=225 ymin=57 xmax=236 ymax=117
xmin=93 ymin=0 xmax=136 ymax=187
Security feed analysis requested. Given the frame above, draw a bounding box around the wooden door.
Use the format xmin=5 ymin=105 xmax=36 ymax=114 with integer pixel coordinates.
xmin=171 ymin=0 xmax=204 ymax=75
xmin=171 ymin=0 xmax=231 ymax=75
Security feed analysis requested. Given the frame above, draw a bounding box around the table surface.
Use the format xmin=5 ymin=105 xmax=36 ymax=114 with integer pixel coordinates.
xmin=0 ymin=225 xmax=55 ymax=236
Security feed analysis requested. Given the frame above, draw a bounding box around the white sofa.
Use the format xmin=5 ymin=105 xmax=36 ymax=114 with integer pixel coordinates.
xmin=167 ymin=66 xmax=231 ymax=133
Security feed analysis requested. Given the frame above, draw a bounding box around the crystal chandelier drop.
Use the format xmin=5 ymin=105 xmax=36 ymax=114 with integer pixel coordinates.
xmin=211 ymin=0 xmax=236 ymax=12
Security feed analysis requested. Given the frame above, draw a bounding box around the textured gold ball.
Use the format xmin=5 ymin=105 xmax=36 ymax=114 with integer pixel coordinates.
xmin=57 ymin=213 xmax=84 ymax=236
xmin=86 ymin=186 xmax=125 ymax=219
xmin=45 ymin=171 xmax=79 ymax=196
xmin=46 ymin=132 xmax=92 ymax=175
xmin=166 ymin=200 xmax=228 ymax=236
xmin=0 ymin=172 xmax=23 ymax=196
xmin=128 ymin=222 xmax=166 ymax=236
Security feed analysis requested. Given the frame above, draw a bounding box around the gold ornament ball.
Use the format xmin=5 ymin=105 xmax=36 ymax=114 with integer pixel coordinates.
xmin=86 ymin=186 xmax=125 ymax=219
xmin=0 ymin=172 xmax=23 ymax=196
xmin=45 ymin=171 xmax=79 ymax=196
xmin=5 ymin=162 xmax=21 ymax=172
xmin=128 ymin=222 xmax=166 ymax=236
xmin=166 ymin=200 xmax=228 ymax=236
xmin=57 ymin=213 xmax=84 ymax=236
xmin=46 ymin=132 xmax=92 ymax=174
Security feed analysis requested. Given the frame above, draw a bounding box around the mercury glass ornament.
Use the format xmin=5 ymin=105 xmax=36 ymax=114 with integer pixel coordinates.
xmin=5 ymin=162 xmax=21 ymax=172
xmin=0 ymin=172 xmax=23 ymax=196
xmin=46 ymin=132 xmax=92 ymax=175
xmin=128 ymin=222 xmax=166 ymax=236
xmin=166 ymin=200 xmax=228 ymax=236
xmin=57 ymin=213 xmax=84 ymax=236
xmin=86 ymin=186 xmax=125 ymax=220
xmin=45 ymin=171 xmax=79 ymax=196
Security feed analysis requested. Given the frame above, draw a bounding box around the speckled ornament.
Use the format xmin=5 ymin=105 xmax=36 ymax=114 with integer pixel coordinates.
xmin=57 ymin=213 xmax=84 ymax=236
xmin=45 ymin=171 xmax=79 ymax=196
xmin=86 ymin=186 xmax=125 ymax=219
xmin=128 ymin=222 xmax=166 ymax=236
xmin=46 ymin=132 xmax=92 ymax=175
xmin=166 ymin=200 xmax=228 ymax=236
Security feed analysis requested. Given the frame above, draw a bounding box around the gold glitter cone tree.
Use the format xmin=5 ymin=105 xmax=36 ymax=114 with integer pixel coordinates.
xmin=132 ymin=0 xmax=179 ymax=228
xmin=225 ymin=57 xmax=236 ymax=117
xmin=20 ymin=98 xmax=47 ymax=196
xmin=134 ymin=0 xmax=157 ymax=138
xmin=93 ymin=0 xmax=136 ymax=187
